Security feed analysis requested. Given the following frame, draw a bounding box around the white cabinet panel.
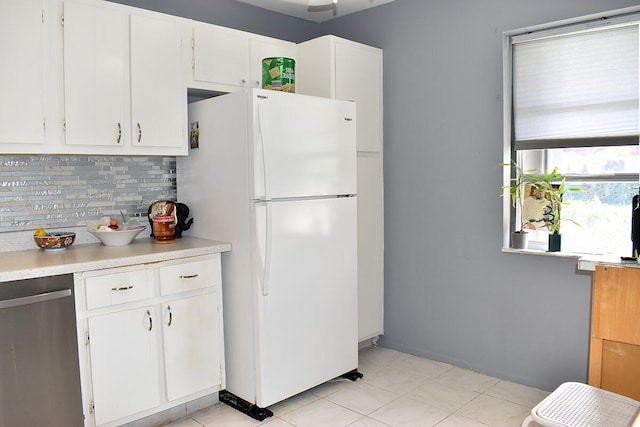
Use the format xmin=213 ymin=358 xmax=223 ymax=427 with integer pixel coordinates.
xmin=192 ymin=23 xmax=249 ymax=90
xmin=0 ymin=0 xmax=47 ymax=145
xmin=63 ymin=0 xmax=130 ymax=147
xmin=163 ymin=292 xmax=222 ymax=401
xmin=357 ymin=155 xmax=384 ymax=340
xmin=88 ymin=307 xmax=161 ymax=426
xmin=335 ymin=43 xmax=383 ymax=153
xmin=130 ymin=13 xmax=186 ymax=149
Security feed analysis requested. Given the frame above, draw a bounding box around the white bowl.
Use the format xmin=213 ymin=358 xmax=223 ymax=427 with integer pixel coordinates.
xmin=88 ymin=226 xmax=146 ymax=247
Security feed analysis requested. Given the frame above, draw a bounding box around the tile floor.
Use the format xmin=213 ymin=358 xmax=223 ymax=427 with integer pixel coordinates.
xmin=166 ymin=345 xmax=549 ymax=427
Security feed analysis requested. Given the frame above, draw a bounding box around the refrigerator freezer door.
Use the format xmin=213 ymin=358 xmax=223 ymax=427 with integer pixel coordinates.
xmin=252 ymin=196 xmax=358 ymax=407
xmin=252 ymin=90 xmax=356 ymax=201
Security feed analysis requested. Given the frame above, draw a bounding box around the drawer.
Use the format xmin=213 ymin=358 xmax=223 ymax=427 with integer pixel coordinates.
xmin=85 ymin=269 xmax=154 ymax=310
xmin=159 ymin=256 xmax=220 ymax=296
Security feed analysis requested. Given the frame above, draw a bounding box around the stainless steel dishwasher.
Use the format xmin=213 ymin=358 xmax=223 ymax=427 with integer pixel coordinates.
xmin=0 ymin=274 xmax=84 ymax=427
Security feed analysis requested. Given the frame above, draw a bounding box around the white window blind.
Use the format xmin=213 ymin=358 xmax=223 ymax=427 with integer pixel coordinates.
xmin=512 ymin=24 xmax=639 ymax=150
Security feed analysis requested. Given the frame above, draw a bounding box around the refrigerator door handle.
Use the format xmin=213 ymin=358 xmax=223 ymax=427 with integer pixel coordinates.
xmin=259 ymin=201 xmax=272 ymax=296
xmin=256 ymin=104 xmax=271 ymax=201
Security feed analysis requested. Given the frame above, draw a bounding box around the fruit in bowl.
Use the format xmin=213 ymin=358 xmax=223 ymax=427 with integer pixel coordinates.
xmin=33 ymin=230 xmax=76 ymax=251
xmin=88 ymin=225 xmax=146 ymax=247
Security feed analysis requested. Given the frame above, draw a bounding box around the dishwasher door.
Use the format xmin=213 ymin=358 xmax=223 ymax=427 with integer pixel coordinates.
xmin=0 ymin=274 xmax=84 ymax=427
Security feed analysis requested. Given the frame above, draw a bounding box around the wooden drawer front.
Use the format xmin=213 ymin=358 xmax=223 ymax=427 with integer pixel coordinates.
xmin=85 ymin=269 xmax=154 ymax=310
xmin=160 ymin=256 xmax=220 ymax=296
xmin=600 ymin=340 xmax=640 ymax=401
xmin=593 ymin=266 xmax=640 ymax=345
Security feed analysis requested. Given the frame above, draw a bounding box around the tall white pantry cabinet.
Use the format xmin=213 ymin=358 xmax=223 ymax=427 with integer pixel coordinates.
xmin=297 ymin=36 xmax=385 ymax=342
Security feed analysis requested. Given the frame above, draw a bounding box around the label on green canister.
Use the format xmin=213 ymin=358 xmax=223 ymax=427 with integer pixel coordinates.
xmin=262 ymin=57 xmax=295 ymax=93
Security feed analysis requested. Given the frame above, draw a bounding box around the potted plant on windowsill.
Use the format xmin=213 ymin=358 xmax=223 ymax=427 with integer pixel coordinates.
xmin=534 ymin=167 xmax=582 ymax=252
xmin=502 ymin=163 xmax=581 ymax=251
xmin=502 ymin=161 xmax=535 ymax=249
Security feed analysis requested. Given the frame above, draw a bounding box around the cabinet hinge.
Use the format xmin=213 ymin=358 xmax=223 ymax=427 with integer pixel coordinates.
xmin=43 ymin=119 xmax=46 ymax=133
xmin=60 ymin=14 xmax=64 ymax=27
xmin=62 ymin=120 xmax=66 ymax=133
xmin=85 ymin=331 xmax=90 ymax=346
xmin=41 ymin=9 xmax=45 ymax=23
xmin=89 ymin=400 xmax=95 ymax=414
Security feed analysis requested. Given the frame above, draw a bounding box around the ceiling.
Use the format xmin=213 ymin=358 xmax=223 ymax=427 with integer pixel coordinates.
xmin=232 ymin=0 xmax=395 ymax=23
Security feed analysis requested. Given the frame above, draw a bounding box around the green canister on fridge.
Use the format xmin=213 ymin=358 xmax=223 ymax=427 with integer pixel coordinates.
xmin=262 ymin=57 xmax=295 ymax=93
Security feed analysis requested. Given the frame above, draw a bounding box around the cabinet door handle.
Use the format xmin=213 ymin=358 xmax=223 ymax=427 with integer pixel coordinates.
xmin=111 ymin=285 xmax=133 ymax=291
xmin=146 ymin=309 xmax=153 ymax=331
xmin=137 ymin=123 xmax=142 ymax=143
xmin=116 ymin=122 xmax=122 ymax=144
xmin=167 ymin=305 xmax=173 ymax=327
xmin=179 ymin=274 xmax=198 ymax=279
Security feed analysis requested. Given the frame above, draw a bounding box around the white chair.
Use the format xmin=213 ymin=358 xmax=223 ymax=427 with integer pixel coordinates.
xmin=522 ymin=382 xmax=640 ymax=427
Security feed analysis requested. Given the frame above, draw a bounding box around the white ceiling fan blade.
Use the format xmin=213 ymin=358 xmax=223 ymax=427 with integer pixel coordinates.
xmin=308 ymin=0 xmax=337 ymax=6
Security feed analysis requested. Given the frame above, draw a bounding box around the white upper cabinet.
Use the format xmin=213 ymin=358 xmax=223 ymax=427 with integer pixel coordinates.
xmin=62 ymin=0 xmax=187 ymax=155
xmin=189 ymin=22 xmax=296 ymax=93
xmin=0 ymin=0 xmax=49 ymax=146
xmin=297 ymin=36 xmax=383 ymax=153
xmin=63 ymin=0 xmax=130 ymax=148
xmin=130 ymin=13 xmax=186 ymax=151
xmin=335 ymin=42 xmax=383 ymax=153
xmin=191 ymin=22 xmax=250 ymax=91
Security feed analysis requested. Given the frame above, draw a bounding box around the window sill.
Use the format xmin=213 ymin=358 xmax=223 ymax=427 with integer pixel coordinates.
xmin=502 ymin=247 xmax=640 ymax=272
xmin=501 ymin=247 xmax=583 ymax=259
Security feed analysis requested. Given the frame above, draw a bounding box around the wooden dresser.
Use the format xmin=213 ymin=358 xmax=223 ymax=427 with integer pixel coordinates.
xmin=589 ymin=265 xmax=640 ymax=400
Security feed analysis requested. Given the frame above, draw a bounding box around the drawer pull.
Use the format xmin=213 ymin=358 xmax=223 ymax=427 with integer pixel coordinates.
xmin=146 ymin=309 xmax=153 ymax=331
xmin=111 ymin=285 xmax=133 ymax=291
xmin=179 ymin=274 xmax=198 ymax=279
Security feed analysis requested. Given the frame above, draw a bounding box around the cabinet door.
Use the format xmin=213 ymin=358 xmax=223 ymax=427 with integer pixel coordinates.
xmin=0 ymin=0 xmax=46 ymax=144
xmin=592 ymin=266 xmax=640 ymax=344
xmin=192 ymin=23 xmax=249 ymax=89
xmin=335 ymin=42 xmax=383 ymax=152
xmin=249 ymin=38 xmax=297 ymax=89
xmin=88 ymin=307 xmax=160 ymax=425
xmin=163 ymin=292 xmax=222 ymax=401
xmin=130 ymin=13 xmax=186 ymax=150
xmin=357 ymin=155 xmax=385 ymax=340
xmin=63 ymin=0 xmax=130 ymax=147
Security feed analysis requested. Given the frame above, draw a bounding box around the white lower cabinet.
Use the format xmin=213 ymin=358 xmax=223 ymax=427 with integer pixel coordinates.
xmin=87 ymin=307 xmax=161 ymax=425
xmin=74 ymin=254 xmax=225 ymax=427
xmin=163 ymin=293 xmax=222 ymax=401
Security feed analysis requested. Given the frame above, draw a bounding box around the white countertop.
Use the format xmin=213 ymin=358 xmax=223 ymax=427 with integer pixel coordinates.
xmin=0 ymin=237 xmax=231 ymax=283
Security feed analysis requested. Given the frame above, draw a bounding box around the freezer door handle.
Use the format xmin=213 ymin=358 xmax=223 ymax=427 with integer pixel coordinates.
xmin=256 ymin=104 xmax=271 ymax=201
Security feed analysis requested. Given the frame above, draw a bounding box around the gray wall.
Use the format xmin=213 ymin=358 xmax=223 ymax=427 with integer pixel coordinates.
xmin=91 ymin=0 xmax=640 ymax=391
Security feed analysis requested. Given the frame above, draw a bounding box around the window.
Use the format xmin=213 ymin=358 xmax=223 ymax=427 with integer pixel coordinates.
xmin=503 ymin=7 xmax=640 ymax=255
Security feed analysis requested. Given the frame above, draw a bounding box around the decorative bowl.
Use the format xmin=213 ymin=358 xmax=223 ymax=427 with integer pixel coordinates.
xmin=33 ymin=232 xmax=76 ymax=251
xmin=88 ymin=226 xmax=146 ymax=247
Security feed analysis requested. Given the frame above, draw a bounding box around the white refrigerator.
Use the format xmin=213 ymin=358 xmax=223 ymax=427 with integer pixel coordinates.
xmin=176 ymin=88 xmax=359 ymax=419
